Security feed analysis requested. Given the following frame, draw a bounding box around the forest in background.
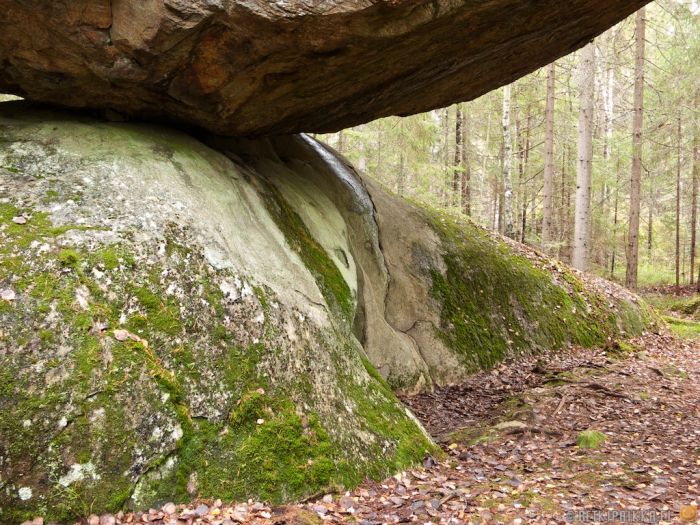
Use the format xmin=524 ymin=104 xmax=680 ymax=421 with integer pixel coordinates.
xmin=320 ymin=0 xmax=700 ymax=291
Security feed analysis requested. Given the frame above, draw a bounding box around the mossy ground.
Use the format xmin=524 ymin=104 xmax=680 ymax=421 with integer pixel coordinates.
xmin=424 ymin=209 xmax=651 ymax=373
xmin=642 ymin=293 xmax=700 ymax=339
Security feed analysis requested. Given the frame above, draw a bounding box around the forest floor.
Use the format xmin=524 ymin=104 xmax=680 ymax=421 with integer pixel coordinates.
xmin=64 ymin=324 xmax=700 ymax=525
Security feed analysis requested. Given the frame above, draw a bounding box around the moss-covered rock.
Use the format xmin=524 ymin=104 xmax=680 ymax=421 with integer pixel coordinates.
xmin=0 ymin=105 xmax=435 ymax=523
xmin=0 ymin=103 xmax=654 ymax=522
xmin=425 ymin=209 xmax=654 ymax=372
xmin=364 ymin=179 xmax=655 ymax=387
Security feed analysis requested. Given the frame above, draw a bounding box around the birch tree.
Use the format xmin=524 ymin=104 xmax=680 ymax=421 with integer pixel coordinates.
xmin=625 ymin=8 xmax=645 ymax=290
xmin=502 ymin=84 xmax=515 ymax=238
xmin=541 ymin=63 xmax=556 ymax=252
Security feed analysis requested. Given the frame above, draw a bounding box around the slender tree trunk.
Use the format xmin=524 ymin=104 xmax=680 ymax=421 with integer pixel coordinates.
xmin=443 ymin=107 xmax=450 ymax=207
xmin=542 ymin=63 xmax=556 ymax=251
xmin=603 ymin=28 xmax=617 ymax=163
xmin=502 ymin=84 xmax=515 ymax=238
xmin=337 ymin=130 xmax=345 ymax=152
xmin=482 ymin=113 xmax=491 ymax=224
xmin=611 ymin=157 xmax=620 ymax=280
xmin=695 ymin=124 xmax=700 ymax=291
xmin=461 ymin=111 xmax=472 ymax=216
xmin=453 ymin=105 xmax=463 ymax=207
xmin=676 ymin=117 xmax=682 ymax=295
xmin=626 ymin=8 xmax=645 ymax=291
xmin=572 ymin=42 xmax=596 ymax=271
xmin=692 ymin=121 xmax=699 ymax=287
xmin=396 ymin=124 xmax=406 ymax=197
xmin=647 ymin=173 xmax=653 ymax=259
xmin=559 ymin=145 xmax=568 ymax=260
xmin=520 ymin=108 xmax=531 ymax=243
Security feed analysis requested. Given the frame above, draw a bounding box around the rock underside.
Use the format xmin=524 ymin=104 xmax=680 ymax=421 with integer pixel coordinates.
xmin=0 ymin=103 xmax=654 ymax=522
xmin=0 ymin=0 xmax=649 ymax=136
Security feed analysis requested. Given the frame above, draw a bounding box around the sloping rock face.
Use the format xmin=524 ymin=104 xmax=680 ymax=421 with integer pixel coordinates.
xmin=0 ymin=0 xmax=648 ymax=136
xmin=0 ymin=103 xmax=653 ymax=522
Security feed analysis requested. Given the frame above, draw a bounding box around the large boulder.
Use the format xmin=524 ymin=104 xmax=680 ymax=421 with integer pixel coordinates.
xmin=0 ymin=103 xmax=653 ymax=522
xmin=0 ymin=0 xmax=648 ymax=136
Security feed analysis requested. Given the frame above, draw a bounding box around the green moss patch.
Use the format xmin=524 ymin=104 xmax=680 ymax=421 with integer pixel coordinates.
xmin=424 ymin=209 xmax=650 ymax=373
xmin=663 ymin=315 xmax=700 ymax=340
xmin=260 ymin=180 xmax=354 ymax=322
xmin=577 ymin=430 xmax=607 ymax=450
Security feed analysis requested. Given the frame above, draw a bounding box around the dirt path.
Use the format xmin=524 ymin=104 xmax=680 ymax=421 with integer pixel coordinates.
xmin=57 ymin=332 xmax=700 ymax=525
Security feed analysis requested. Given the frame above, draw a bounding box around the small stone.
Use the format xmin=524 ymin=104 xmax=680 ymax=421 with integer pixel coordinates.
xmin=113 ymin=329 xmax=130 ymax=341
xmin=87 ymin=515 xmax=100 ymax=525
xmin=259 ymin=511 xmax=271 ymax=519
xmin=256 ymin=418 xmax=265 ymax=425
xmin=163 ymin=502 xmax=176 ymax=515
xmin=12 ymin=215 xmax=27 ymax=224
xmin=194 ymin=504 xmax=209 ymax=517
xmin=99 ymin=514 xmax=116 ymax=525
xmin=339 ymin=496 xmax=354 ymax=509
xmin=494 ymin=420 xmax=528 ymax=431
xmin=322 ymin=494 xmax=333 ymax=504
xmin=1 ymin=288 xmax=16 ymax=301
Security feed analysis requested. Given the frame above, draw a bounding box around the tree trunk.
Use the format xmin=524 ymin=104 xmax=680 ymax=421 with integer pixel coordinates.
xmin=611 ymin=157 xmax=620 ymax=280
xmin=625 ymin=8 xmax=645 ymax=291
xmin=454 ymin=105 xmax=463 ymax=207
xmin=443 ymin=107 xmax=450 ymax=207
xmin=502 ymin=84 xmax=515 ymax=238
xmin=572 ymin=42 xmax=596 ymax=271
xmin=603 ymin=27 xmax=617 ymax=163
xmin=520 ymin=107 xmax=531 ymax=243
xmin=542 ymin=63 xmax=556 ymax=252
xmin=461 ymin=110 xmax=472 ymax=216
xmin=692 ymin=118 xmax=699 ymax=287
xmin=647 ymin=172 xmax=653 ymax=259
xmin=337 ymin=130 xmax=345 ymax=152
xmin=676 ymin=117 xmax=682 ymax=295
